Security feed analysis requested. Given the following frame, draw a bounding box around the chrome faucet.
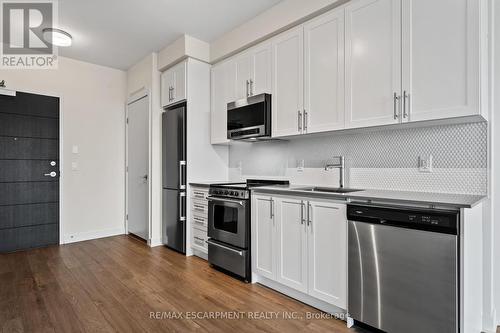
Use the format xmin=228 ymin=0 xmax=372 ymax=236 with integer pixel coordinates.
xmin=324 ymin=156 xmax=345 ymax=188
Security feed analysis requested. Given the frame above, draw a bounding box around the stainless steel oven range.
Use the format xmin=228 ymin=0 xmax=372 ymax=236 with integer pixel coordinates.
xmin=207 ymin=179 xmax=288 ymax=282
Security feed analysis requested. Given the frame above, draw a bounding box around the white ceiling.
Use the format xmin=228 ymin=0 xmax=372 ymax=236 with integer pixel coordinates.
xmin=57 ymin=0 xmax=282 ymax=70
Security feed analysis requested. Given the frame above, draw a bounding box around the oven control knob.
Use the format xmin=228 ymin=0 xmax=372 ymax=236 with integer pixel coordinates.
xmin=234 ymin=192 xmax=239 ymax=197
xmin=224 ymin=190 xmax=229 ymax=195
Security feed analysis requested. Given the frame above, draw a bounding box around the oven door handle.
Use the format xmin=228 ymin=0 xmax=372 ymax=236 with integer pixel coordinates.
xmin=206 ymin=196 xmax=245 ymax=206
xmin=206 ymin=239 xmax=243 ymax=256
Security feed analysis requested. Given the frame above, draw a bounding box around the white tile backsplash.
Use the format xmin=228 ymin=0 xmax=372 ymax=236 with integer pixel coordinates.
xmin=228 ymin=122 xmax=488 ymax=195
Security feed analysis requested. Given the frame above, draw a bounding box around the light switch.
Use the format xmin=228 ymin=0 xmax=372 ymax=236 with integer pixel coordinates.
xmin=72 ymin=145 xmax=79 ymax=154
xmin=71 ymin=162 xmax=78 ymax=171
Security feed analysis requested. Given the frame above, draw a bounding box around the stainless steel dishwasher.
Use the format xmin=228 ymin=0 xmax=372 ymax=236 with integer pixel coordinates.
xmin=347 ymin=204 xmax=459 ymax=333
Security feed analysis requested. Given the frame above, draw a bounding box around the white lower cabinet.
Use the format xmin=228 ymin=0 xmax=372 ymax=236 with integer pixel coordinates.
xmin=252 ymin=194 xmax=347 ymax=309
xmin=307 ymin=200 xmax=347 ymax=307
xmin=276 ymin=197 xmax=308 ymax=293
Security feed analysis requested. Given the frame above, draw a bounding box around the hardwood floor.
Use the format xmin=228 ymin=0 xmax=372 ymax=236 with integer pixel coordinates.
xmin=0 ymin=235 xmax=368 ymax=333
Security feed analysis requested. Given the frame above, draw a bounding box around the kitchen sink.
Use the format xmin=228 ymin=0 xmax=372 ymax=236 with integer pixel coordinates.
xmin=295 ymin=186 xmax=364 ymax=194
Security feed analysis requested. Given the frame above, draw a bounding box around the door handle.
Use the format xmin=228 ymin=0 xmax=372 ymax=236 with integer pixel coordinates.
xmin=298 ymin=111 xmax=302 ymax=132
xmin=300 ymin=201 xmax=305 ymax=225
xmin=307 ymin=202 xmax=312 ymax=227
xmin=403 ymin=90 xmax=409 ymax=119
xmin=179 ymin=192 xmax=186 ymax=222
xmin=179 ymin=160 xmax=186 ymax=190
xmin=44 ymin=171 xmax=57 ymax=178
xmin=246 ymin=80 xmax=249 ymax=97
xmin=206 ymin=239 xmax=243 ymax=256
xmin=303 ymin=109 xmax=308 ymax=133
xmin=249 ymin=79 xmax=254 ymax=96
xmin=393 ymin=92 xmax=400 ymax=120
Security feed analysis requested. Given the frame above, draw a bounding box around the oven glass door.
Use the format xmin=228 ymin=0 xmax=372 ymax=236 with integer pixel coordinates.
xmin=208 ymin=197 xmax=248 ymax=248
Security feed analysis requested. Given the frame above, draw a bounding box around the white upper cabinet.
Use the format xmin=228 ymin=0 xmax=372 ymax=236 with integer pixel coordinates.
xmin=307 ymin=200 xmax=347 ymax=308
xmin=235 ymin=52 xmax=253 ymax=99
xmin=272 ymin=26 xmax=304 ymax=138
xmin=251 ymin=42 xmax=272 ymax=96
xmin=401 ymin=0 xmax=482 ymax=122
xmin=252 ymin=195 xmax=276 ymax=280
xmin=275 ymin=197 xmax=308 ymax=293
xmin=161 ymin=60 xmax=187 ymax=107
xmin=345 ymin=0 xmax=402 ymax=128
xmin=210 ymin=60 xmax=236 ymax=144
xmin=304 ymin=8 xmax=345 ymax=133
xmin=234 ymin=43 xmax=272 ymax=99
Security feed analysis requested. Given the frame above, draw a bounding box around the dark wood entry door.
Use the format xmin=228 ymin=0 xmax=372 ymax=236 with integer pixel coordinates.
xmin=0 ymin=91 xmax=60 ymax=252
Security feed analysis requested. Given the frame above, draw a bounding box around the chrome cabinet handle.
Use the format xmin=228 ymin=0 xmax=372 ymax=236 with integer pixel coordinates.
xmin=393 ymin=92 xmax=400 ymax=120
xmin=307 ymin=202 xmax=312 ymax=227
xmin=249 ymin=79 xmax=254 ymax=96
xmin=298 ymin=111 xmax=302 ymax=132
xmin=206 ymin=239 xmax=243 ymax=256
xmin=270 ymin=198 xmax=274 ymax=220
xmin=403 ymin=90 xmax=409 ymax=119
xmin=303 ymin=109 xmax=308 ymax=133
xmin=44 ymin=171 xmax=57 ymax=177
xmin=246 ymin=80 xmax=250 ymax=97
xmin=193 ymin=204 xmax=205 ymax=211
xmin=300 ymin=201 xmax=305 ymax=225
xmin=168 ymin=86 xmax=173 ymax=102
xmin=179 ymin=192 xmax=186 ymax=221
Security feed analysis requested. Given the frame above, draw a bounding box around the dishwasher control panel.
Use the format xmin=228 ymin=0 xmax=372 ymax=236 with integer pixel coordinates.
xmin=347 ymin=205 xmax=459 ymax=235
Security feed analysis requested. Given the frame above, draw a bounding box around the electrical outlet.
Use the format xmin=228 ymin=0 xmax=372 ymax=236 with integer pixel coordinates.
xmin=297 ymin=159 xmax=305 ymax=172
xmin=418 ymin=155 xmax=433 ymax=173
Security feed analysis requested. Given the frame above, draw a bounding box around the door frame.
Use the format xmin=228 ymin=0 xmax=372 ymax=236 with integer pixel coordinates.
xmin=0 ymin=86 xmax=64 ymax=244
xmin=125 ymin=88 xmax=152 ymax=242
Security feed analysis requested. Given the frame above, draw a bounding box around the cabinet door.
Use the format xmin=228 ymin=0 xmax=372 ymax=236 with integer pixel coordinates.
xmin=172 ymin=61 xmax=187 ymax=103
xmin=345 ymin=0 xmax=401 ymax=128
xmin=210 ymin=60 xmax=236 ymax=144
xmin=401 ymin=0 xmax=480 ymax=122
xmin=307 ymin=200 xmax=347 ymax=308
xmin=275 ymin=197 xmax=308 ymax=293
xmin=304 ymin=9 xmax=345 ymax=133
xmin=161 ymin=69 xmax=175 ymax=107
xmin=272 ymin=26 xmax=304 ymax=137
xmin=235 ymin=52 xmax=253 ymax=99
xmin=252 ymin=43 xmax=272 ymax=96
xmin=252 ymin=195 xmax=276 ymax=280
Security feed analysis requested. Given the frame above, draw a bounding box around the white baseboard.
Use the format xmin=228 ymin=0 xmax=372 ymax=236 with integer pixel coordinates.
xmin=62 ymin=227 xmax=125 ymax=244
xmin=256 ymin=275 xmax=346 ymax=317
xmin=192 ymin=248 xmax=208 ymax=260
xmin=149 ymin=237 xmax=163 ymax=247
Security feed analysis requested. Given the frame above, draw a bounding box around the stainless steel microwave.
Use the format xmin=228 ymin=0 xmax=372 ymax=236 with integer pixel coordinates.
xmin=227 ymin=93 xmax=271 ymax=140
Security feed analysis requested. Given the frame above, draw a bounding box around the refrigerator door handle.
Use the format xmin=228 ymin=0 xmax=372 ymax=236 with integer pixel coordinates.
xmin=179 ymin=192 xmax=186 ymax=222
xmin=179 ymin=160 xmax=186 ymax=190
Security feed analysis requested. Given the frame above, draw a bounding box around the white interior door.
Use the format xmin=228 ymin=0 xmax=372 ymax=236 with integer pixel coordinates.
xmin=127 ymin=95 xmax=150 ymax=240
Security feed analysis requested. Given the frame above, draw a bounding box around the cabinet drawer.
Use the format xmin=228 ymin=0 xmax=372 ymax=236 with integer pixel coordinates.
xmin=191 ymin=227 xmax=208 ymax=252
xmin=191 ymin=200 xmax=208 ymax=216
xmin=192 ymin=215 xmax=207 ymax=230
xmin=191 ymin=188 xmax=208 ymax=200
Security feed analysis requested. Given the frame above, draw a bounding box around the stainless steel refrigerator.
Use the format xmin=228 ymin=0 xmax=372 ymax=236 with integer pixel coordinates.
xmin=162 ymin=103 xmax=186 ymax=253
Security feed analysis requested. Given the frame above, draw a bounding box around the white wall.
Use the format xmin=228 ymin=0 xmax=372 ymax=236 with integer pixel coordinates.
xmin=1 ymin=56 xmax=127 ymax=243
xmin=127 ymin=53 xmax=163 ymax=246
xmin=493 ymin=0 xmax=500 ymax=328
xmin=210 ymin=0 xmax=344 ymax=62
